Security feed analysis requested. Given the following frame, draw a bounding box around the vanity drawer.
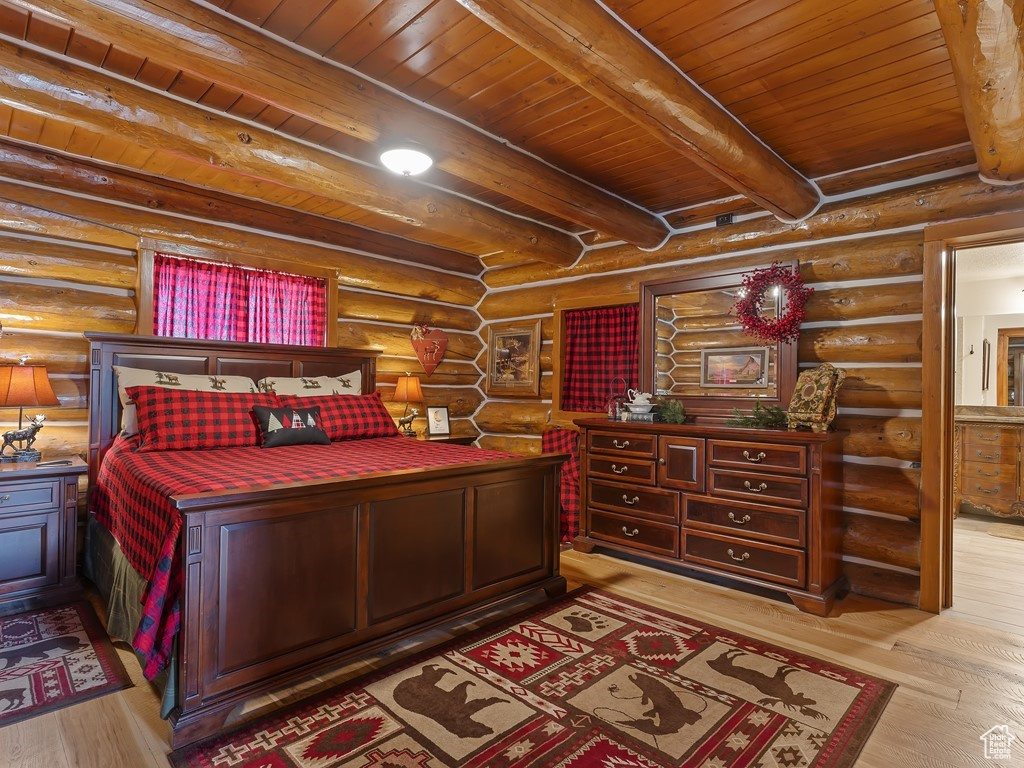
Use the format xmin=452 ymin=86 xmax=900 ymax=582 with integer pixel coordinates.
xmin=962 ymin=461 xmax=1016 ymax=483
xmin=683 ymin=530 xmax=804 ymax=588
xmin=0 ymin=480 xmax=60 ymax=516
xmin=707 ymin=469 xmax=807 ymax=508
xmin=589 ymin=480 xmax=678 ymax=522
xmin=589 ymin=509 xmax=678 ymax=557
xmin=684 ymin=495 xmax=804 ymax=547
xmin=963 ymin=444 xmax=1014 ymax=464
xmin=588 ymin=456 xmax=656 ymax=485
xmin=963 ymin=425 xmax=1017 ymax=449
xmin=960 ymin=479 xmax=1017 ymax=502
xmin=707 ymin=439 xmax=806 ymax=475
xmin=588 ymin=431 xmax=657 ymax=458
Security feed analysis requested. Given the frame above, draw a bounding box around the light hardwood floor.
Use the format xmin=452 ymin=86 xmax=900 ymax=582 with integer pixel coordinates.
xmin=3 ymin=542 xmax=1023 ymax=768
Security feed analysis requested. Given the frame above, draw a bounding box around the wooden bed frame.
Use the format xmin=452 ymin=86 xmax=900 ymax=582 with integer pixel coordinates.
xmin=86 ymin=333 xmax=566 ymax=747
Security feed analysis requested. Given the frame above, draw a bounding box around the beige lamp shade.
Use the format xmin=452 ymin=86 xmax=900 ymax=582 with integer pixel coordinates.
xmin=392 ymin=374 xmax=424 ymax=404
xmin=0 ymin=365 xmax=58 ymax=408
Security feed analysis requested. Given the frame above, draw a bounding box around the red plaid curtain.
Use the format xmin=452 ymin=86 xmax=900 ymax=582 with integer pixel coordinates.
xmin=154 ymin=253 xmax=326 ymax=346
xmin=541 ymin=428 xmax=580 ymax=543
xmin=561 ymin=304 xmax=639 ymax=412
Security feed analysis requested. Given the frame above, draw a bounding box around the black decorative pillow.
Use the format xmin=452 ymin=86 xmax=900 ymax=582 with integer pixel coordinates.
xmin=251 ymin=405 xmax=331 ymax=448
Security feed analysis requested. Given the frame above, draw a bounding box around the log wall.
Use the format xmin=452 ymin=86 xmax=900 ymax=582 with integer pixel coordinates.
xmin=476 ymin=172 xmax=1024 ymax=607
xmin=0 ymin=179 xmax=486 ymax=461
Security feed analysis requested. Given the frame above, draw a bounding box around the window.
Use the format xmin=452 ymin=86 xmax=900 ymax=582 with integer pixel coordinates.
xmin=553 ymin=298 xmax=639 ymax=418
xmin=153 ymin=253 xmax=327 ymax=346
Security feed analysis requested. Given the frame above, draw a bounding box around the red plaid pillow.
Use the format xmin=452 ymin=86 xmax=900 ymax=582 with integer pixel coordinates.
xmin=127 ymin=386 xmax=279 ymax=452
xmin=278 ymin=392 xmax=398 ymax=440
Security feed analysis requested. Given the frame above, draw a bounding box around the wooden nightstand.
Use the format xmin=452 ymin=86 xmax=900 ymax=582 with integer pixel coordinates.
xmin=0 ymin=457 xmax=87 ymax=615
xmin=416 ymin=434 xmax=478 ymax=446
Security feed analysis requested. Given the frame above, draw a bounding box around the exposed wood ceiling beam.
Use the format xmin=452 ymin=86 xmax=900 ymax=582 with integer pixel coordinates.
xmin=12 ymin=0 xmax=668 ymax=248
xmin=934 ymin=0 xmax=1024 ymax=184
xmin=0 ymin=139 xmax=483 ymax=275
xmin=454 ymin=0 xmax=821 ymax=222
xmin=0 ymin=39 xmax=581 ymax=266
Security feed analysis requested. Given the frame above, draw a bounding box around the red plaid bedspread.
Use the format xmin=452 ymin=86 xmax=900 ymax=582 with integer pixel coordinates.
xmin=91 ymin=435 xmax=512 ymax=680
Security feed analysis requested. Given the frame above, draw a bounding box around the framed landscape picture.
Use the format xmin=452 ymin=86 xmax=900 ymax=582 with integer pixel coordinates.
xmin=700 ymin=347 xmax=770 ymax=388
xmin=484 ymin=319 xmax=542 ymax=397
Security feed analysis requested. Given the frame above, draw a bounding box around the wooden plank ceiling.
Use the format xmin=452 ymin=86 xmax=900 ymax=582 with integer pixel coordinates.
xmin=0 ymin=0 xmax=971 ymax=269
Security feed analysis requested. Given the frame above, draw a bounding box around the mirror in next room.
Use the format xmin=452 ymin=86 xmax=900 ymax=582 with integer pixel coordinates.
xmin=639 ymin=263 xmax=799 ymax=422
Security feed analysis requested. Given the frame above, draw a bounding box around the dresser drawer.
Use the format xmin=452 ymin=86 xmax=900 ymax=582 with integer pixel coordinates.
xmin=962 ymin=461 xmax=1016 ymax=483
xmin=588 ymin=456 xmax=656 ymax=485
xmin=0 ymin=480 xmax=60 ymax=516
xmin=589 ymin=480 xmax=678 ymax=522
xmin=588 ymin=431 xmax=657 ymax=458
xmin=683 ymin=530 xmax=804 ymax=587
xmin=707 ymin=439 xmax=806 ymax=475
xmin=963 ymin=444 xmax=1014 ymax=464
xmin=589 ymin=509 xmax=678 ymax=557
xmin=963 ymin=425 xmax=1017 ymax=449
xmin=684 ymin=495 xmax=804 ymax=547
xmin=707 ymin=469 xmax=807 ymax=508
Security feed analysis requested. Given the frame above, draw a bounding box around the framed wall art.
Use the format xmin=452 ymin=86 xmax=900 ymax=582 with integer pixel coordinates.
xmin=700 ymin=347 xmax=770 ymax=388
xmin=425 ymin=405 xmax=451 ymax=436
xmin=485 ymin=319 xmax=542 ymax=397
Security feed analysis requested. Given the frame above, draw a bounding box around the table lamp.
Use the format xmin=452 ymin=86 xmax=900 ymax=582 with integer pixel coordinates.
xmin=0 ymin=358 xmax=59 ymax=463
xmin=392 ymin=373 xmax=424 ymax=437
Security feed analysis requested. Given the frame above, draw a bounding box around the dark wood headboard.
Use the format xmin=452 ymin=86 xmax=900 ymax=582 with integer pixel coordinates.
xmin=85 ymin=332 xmax=379 ymax=487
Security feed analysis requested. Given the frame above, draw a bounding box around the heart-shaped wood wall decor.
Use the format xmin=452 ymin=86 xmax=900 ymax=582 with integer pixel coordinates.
xmin=410 ymin=324 xmax=448 ymax=376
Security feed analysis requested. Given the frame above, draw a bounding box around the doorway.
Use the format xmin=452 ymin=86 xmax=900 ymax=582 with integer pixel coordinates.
xmin=921 ymin=212 xmax=1024 ymax=615
xmin=946 ymin=242 xmax=1024 ymax=632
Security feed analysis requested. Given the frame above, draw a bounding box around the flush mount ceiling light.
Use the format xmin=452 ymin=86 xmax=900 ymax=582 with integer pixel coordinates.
xmin=379 ymin=145 xmax=433 ymax=176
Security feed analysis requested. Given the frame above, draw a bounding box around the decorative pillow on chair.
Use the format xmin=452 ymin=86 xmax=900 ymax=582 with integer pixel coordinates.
xmin=252 ymin=405 xmax=331 ymax=448
xmin=278 ymin=392 xmax=398 ymax=440
xmin=114 ymin=365 xmax=257 ymax=436
xmin=257 ymin=372 xmax=361 ymax=396
xmin=127 ymin=387 xmax=278 ymax=451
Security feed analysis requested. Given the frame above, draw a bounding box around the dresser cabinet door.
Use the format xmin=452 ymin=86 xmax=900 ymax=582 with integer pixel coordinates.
xmin=657 ymin=436 xmax=705 ymax=492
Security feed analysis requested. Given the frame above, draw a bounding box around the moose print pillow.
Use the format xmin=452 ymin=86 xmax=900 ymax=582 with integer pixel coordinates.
xmin=256 ymin=372 xmax=362 ymax=397
xmin=113 ymin=365 xmax=257 ymax=436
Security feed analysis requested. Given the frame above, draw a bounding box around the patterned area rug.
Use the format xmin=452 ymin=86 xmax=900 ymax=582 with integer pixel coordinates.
xmin=170 ymin=589 xmax=895 ymax=768
xmin=0 ymin=601 xmax=131 ymax=727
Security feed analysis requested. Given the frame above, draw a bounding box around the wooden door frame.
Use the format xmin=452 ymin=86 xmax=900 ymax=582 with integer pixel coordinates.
xmin=920 ymin=211 xmax=1024 ymax=612
xmin=996 ymin=327 xmax=1024 ymax=406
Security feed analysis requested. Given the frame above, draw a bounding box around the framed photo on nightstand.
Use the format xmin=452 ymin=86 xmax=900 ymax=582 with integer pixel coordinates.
xmin=426 ymin=406 xmax=451 ymax=436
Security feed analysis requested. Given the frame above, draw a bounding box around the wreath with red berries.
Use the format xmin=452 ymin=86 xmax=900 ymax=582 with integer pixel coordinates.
xmin=734 ymin=262 xmax=812 ymax=344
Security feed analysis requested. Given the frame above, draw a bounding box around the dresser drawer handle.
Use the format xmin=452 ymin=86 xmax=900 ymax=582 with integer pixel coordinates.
xmin=0 ymin=494 xmax=8 ymax=503
xmin=977 ymin=468 xmax=1000 ymax=477
xmin=622 ymin=494 xmax=641 ymax=505
xmin=613 ymin=439 xmax=630 ymax=449
xmin=743 ymin=481 xmax=769 ymax=493
xmin=622 ymin=526 xmax=640 ymax=537
xmin=743 ymin=450 xmax=767 ymax=463
xmin=978 ymin=452 xmax=1001 ymax=460
xmin=976 ymin=434 xmax=1001 ymax=441
xmin=976 ymin=485 xmax=1000 ymax=495
xmin=727 ymin=548 xmax=750 ymax=562
xmin=611 ymin=464 xmax=629 ymax=474
xmin=728 ymin=512 xmax=751 ymax=525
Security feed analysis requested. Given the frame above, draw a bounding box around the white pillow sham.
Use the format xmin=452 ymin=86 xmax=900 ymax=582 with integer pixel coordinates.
xmin=256 ymin=372 xmax=362 ymax=396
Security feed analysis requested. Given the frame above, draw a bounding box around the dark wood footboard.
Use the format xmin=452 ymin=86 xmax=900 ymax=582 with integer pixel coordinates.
xmin=169 ymin=455 xmax=566 ymax=747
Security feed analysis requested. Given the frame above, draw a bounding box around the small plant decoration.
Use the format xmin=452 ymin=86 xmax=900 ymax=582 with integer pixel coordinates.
xmin=656 ymin=397 xmax=687 ymax=424
xmin=727 ymin=402 xmax=788 ymax=429
xmin=733 ymin=262 xmax=812 ymax=344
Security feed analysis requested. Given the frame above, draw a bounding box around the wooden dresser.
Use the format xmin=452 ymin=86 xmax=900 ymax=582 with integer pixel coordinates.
xmin=954 ymin=408 xmax=1024 ymax=519
xmin=574 ymin=419 xmax=844 ymax=615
